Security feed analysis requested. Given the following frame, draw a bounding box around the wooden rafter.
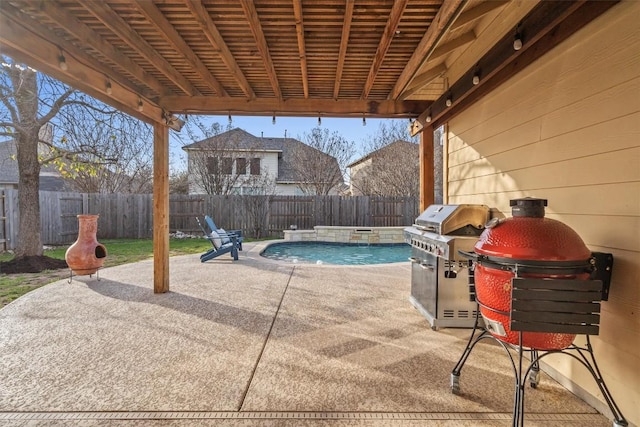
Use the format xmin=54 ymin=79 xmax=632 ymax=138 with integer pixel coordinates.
xmin=182 ymin=0 xmax=255 ymax=99
xmin=28 ymin=0 xmax=166 ymax=98
xmin=159 ymin=96 xmax=430 ymax=118
xmin=390 ymin=0 xmax=466 ymax=100
xmin=240 ymin=0 xmax=282 ymax=99
xmin=361 ymin=0 xmax=409 ymax=100
xmin=76 ymin=0 xmax=200 ymax=96
xmin=429 ymin=31 xmax=476 ymax=61
xmin=450 ymin=0 xmax=510 ymax=30
xmin=400 ymin=63 xmax=447 ymax=100
xmin=333 ymin=0 xmax=354 ymax=100
xmin=0 ymin=13 xmax=162 ymax=124
xmin=132 ymin=0 xmax=228 ymax=97
xmin=292 ymin=0 xmax=309 ymax=98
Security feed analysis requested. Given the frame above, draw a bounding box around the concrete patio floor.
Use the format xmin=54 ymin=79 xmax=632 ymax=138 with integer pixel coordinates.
xmin=0 ymin=242 xmax=613 ymax=426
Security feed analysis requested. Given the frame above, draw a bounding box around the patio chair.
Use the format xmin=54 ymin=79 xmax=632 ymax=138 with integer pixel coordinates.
xmin=195 ymin=216 xmax=243 ymax=262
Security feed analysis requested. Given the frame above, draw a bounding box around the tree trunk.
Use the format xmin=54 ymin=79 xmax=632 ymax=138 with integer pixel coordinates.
xmin=13 ymin=67 xmax=43 ymax=258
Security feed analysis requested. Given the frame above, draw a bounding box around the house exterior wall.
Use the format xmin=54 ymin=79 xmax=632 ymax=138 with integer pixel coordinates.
xmin=349 ymin=159 xmax=372 ymax=196
xmin=187 ymin=150 xmax=280 ymax=195
xmin=445 ymin=2 xmax=639 ymax=424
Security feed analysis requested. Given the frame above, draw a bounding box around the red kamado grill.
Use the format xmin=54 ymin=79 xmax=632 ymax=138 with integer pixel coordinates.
xmin=465 ymin=198 xmax=599 ymax=350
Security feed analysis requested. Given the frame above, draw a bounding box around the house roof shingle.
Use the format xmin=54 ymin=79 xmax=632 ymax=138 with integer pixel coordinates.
xmin=0 ymin=139 xmax=72 ymax=191
xmin=347 ymin=140 xmax=418 ymax=168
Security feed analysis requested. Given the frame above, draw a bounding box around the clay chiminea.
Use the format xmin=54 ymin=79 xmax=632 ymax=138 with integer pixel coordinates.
xmin=65 ymin=214 xmax=107 ymax=276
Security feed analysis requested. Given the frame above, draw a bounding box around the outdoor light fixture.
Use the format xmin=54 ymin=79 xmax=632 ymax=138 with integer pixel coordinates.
xmin=58 ymin=50 xmax=67 ymax=70
xmin=445 ymin=96 xmax=452 ymax=107
xmin=137 ymin=98 xmax=144 ymax=112
xmin=105 ymin=80 xmax=112 ymax=95
xmin=513 ymin=24 xmax=523 ymax=51
xmin=472 ymin=74 xmax=480 ymax=85
xmin=163 ymin=111 xmax=185 ymax=132
xmin=426 ymin=112 xmax=432 ymax=123
xmin=272 ymin=114 xmax=276 ymax=125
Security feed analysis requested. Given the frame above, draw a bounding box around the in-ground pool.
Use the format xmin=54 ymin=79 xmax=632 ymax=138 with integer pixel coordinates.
xmin=260 ymin=242 xmax=410 ymax=265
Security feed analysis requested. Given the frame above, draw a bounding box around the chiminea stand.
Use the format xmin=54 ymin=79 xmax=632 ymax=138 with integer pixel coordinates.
xmin=67 ymin=269 xmax=102 ymax=284
xmin=450 ymin=256 xmax=627 ymax=427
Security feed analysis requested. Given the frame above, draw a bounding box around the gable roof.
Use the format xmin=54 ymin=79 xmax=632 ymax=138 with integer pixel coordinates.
xmin=182 ymin=128 xmax=340 ymax=183
xmin=347 ymin=140 xmax=418 ymax=168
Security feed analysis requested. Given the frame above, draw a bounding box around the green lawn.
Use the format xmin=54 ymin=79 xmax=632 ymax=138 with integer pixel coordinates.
xmin=0 ymin=238 xmax=214 ymax=307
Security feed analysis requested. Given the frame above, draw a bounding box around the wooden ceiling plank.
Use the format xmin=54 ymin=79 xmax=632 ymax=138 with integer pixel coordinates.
xmin=27 ymin=0 xmax=167 ymax=98
xmin=159 ymin=96 xmax=430 ymax=118
xmin=132 ymin=0 xmax=229 ymax=97
xmin=181 ymin=0 xmax=255 ymax=98
xmin=292 ymin=0 xmax=310 ymax=99
xmin=390 ymin=0 xmax=466 ymax=100
xmin=450 ymin=0 xmax=510 ymax=31
xmin=333 ymin=0 xmax=354 ymax=100
xmin=239 ymin=0 xmax=282 ymax=99
xmin=400 ymin=63 xmax=447 ymax=100
xmin=0 ymin=14 xmax=162 ymax=124
xmin=361 ymin=0 xmax=409 ymax=99
xmin=76 ymin=0 xmax=200 ymax=96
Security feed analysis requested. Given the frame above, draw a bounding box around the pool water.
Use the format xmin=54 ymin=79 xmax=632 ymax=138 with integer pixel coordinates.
xmin=260 ymin=242 xmax=411 ymax=265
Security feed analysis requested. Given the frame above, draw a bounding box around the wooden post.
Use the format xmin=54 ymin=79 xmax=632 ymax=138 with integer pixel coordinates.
xmin=153 ymin=123 xmax=170 ymax=293
xmin=419 ymin=125 xmax=434 ymax=212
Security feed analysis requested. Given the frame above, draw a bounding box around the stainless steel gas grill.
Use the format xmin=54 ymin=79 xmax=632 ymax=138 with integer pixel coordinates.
xmin=404 ymin=204 xmax=490 ymax=329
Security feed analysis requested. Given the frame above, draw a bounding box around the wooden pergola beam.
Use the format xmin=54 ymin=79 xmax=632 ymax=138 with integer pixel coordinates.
xmin=0 ymin=13 xmax=162 ymax=124
xmin=420 ymin=126 xmax=435 ymax=212
xmin=133 ymin=0 xmax=229 ymax=98
xmin=153 ymin=124 xmax=170 ymax=294
xmin=362 ymin=0 xmax=409 ymax=99
xmin=76 ymin=0 xmax=200 ymax=96
xmin=390 ymin=0 xmax=466 ymax=100
xmin=420 ymin=0 xmax=619 ymax=131
xmin=292 ymin=0 xmax=309 ymax=98
xmin=8 ymin=0 xmax=165 ymax=99
xmin=240 ymin=0 xmax=282 ymax=100
xmin=333 ymin=0 xmax=354 ymax=100
xmin=159 ymin=96 xmax=430 ymax=117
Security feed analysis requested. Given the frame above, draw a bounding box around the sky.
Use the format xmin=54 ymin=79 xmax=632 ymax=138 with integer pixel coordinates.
xmin=169 ymin=115 xmax=414 ymax=172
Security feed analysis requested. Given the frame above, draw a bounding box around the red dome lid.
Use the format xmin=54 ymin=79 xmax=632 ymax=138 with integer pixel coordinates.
xmin=474 ymin=198 xmax=591 ymax=261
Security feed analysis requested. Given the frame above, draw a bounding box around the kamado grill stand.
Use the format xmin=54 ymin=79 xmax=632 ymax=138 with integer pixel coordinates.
xmin=449 ymin=198 xmax=627 ymax=427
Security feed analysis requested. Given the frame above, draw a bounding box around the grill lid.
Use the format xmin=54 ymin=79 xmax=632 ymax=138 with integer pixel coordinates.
xmin=414 ymin=204 xmax=490 ymax=235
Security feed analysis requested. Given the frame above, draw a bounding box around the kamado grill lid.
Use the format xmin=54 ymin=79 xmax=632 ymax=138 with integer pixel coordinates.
xmin=474 ymin=198 xmax=591 ymax=262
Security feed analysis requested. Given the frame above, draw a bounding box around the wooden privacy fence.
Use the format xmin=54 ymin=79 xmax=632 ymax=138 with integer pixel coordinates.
xmin=0 ymin=189 xmax=419 ymax=248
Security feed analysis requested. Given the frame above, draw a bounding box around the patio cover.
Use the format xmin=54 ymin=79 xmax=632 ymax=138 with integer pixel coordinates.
xmin=0 ymin=0 xmax=617 ymax=292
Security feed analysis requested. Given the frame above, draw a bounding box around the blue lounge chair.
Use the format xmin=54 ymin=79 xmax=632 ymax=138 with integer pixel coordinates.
xmin=196 ymin=216 xmax=243 ymax=262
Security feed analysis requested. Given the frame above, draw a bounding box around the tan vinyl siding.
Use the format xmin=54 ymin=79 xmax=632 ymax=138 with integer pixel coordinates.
xmin=445 ymin=1 xmax=639 ymax=425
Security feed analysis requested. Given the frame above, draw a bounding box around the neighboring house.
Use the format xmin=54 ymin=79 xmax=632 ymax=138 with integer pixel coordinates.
xmin=182 ymin=128 xmax=342 ymax=195
xmin=348 ymin=140 xmax=419 ymax=197
xmin=0 ymin=139 xmax=72 ymax=192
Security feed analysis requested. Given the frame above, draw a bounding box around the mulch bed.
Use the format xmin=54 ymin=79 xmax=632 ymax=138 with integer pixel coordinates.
xmin=0 ymin=256 xmax=68 ymax=274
